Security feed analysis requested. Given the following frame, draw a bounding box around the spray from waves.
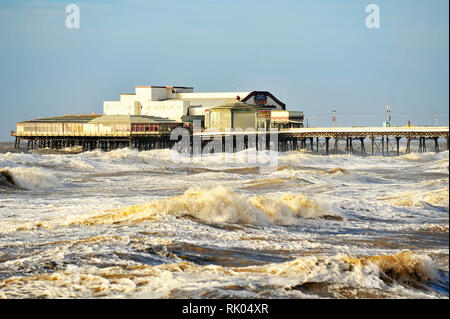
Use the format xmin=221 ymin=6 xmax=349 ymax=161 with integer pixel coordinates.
xmin=31 ymin=146 xmax=83 ymax=155
xmin=0 ymin=167 xmax=61 ymax=190
xmin=9 ymin=186 xmax=337 ymax=231
xmin=400 ymin=150 xmax=449 ymax=163
xmin=82 ymin=148 xmax=310 ymax=171
xmin=0 ymin=251 xmax=440 ymax=298
xmin=83 ymin=148 xmax=181 ymax=167
xmin=378 ymin=187 xmax=449 ymax=207
xmin=0 ymin=152 xmax=96 ymax=172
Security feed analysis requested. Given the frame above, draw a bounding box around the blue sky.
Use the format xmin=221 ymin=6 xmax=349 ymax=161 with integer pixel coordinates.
xmin=0 ymin=0 xmax=448 ymax=140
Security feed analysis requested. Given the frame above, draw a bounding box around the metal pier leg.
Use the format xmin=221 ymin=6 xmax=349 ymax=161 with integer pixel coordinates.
xmin=396 ymin=137 xmax=401 ymax=156
xmin=381 ymin=136 xmax=384 ymax=156
xmin=434 ymin=137 xmax=439 ymax=153
xmin=316 ymin=137 xmax=319 ymax=153
xmin=386 ymin=136 xmax=389 ymax=156
xmin=371 ymin=137 xmax=374 ymax=156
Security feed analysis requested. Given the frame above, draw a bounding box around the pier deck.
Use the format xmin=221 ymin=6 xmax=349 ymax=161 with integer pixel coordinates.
xmin=12 ymin=126 xmax=449 ymax=155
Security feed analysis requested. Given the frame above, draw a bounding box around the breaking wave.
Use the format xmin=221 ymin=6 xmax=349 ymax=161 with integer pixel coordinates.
xmin=79 ymin=186 xmax=334 ymax=226
xmin=10 ymin=186 xmax=336 ymax=231
xmin=0 ymin=251 xmax=440 ymax=298
xmin=400 ymin=150 xmax=449 ymax=162
xmin=0 ymin=170 xmax=19 ymax=189
xmin=0 ymin=167 xmax=61 ymax=190
xmin=84 ymin=148 xmax=158 ymax=164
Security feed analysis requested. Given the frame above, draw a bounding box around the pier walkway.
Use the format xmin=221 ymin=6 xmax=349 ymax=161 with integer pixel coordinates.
xmin=12 ymin=126 xmax=449 ymax=156
xmin=195 ymin=126 xmax=449 ymax=155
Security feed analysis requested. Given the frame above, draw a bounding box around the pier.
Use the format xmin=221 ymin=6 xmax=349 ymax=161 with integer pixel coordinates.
xmin=12 ymin=126 xmax=449 ymax=156
xmin=270 ymin=126 xmax=449 ymax=155
xmin=12 ymin=131 xmax=176 ymax=152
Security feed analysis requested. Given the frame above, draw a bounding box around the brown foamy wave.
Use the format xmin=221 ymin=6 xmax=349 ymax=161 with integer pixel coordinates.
xmin=10 ymin=187 xmax=334 ymax=231
xmin=340 ymin=251 xmax=437 ymax=285
xmin=0 ymin=251 xmax=438 ymax=298
xmin=230 ymin=251 xmax=436 ymax=280
xmin=378 ymin=188 xmax=449 ymax=207
xmin=81 ymin=187 xmax=335 ymax=226
xmin=323 ymin=167 xmax=348 ymax=174
xmin=230 ymin=251 xmax=439 ymax=296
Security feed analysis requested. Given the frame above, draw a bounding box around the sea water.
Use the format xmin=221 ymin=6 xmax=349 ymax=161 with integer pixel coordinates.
xmin=0 ymin=142 xmax=448 ymax=298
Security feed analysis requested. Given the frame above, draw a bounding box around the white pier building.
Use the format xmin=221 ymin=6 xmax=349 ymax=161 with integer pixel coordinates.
xmin=103 ymin=85 xmax=288 ymax=121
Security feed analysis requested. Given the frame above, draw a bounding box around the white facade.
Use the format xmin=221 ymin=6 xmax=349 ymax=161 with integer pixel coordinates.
xmin=103 ymin=86 xmax=285 ymax=121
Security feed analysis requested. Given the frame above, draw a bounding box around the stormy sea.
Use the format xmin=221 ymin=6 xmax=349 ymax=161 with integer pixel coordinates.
xmin=0 ymin=141 xmax=448 ymax=299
